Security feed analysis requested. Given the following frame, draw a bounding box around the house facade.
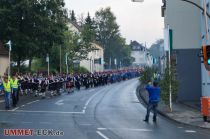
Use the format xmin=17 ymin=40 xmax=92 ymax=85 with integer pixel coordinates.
xmin=130 ymin=40 xmax=153 ymax=68
xmin=0 ymin=42 xmax=9 ymax=76
xmin=67 ymin=21 xmax=104 ymax=72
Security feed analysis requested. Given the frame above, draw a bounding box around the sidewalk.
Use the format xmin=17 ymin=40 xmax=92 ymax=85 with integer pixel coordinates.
xmin=137 ymin=85 xmax=210 ymax=129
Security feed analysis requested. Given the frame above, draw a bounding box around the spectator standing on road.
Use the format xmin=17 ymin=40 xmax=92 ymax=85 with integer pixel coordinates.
xmin=143 ymin=81 xmax=160 ymax=122
xmin=3 ymin=76 xmax=12 ymax=110
xmin=10 ymin=74 xmax=19 ymax=107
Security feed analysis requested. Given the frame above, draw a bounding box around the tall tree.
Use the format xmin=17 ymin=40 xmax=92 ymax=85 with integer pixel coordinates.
xmin=82 ymin=12 xmax=96 ymax=44
xmin=94 ymin=7 xmax=120 ymax=49
xmin=0 ymin=0 xmax=68 ymax=71
xmin=70 ymin=10 xmax=76 ymax=22
xmin=94 ymin=7 xmax=132 ymax=68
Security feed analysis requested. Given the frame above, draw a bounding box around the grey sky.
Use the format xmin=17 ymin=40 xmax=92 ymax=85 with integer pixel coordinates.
xmin=64 ymin=0 xmax=164 ymax=47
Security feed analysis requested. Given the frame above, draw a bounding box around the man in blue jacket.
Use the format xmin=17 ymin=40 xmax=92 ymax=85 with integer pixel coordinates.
xmin=144 ymin=81 xmax=160 ymax=122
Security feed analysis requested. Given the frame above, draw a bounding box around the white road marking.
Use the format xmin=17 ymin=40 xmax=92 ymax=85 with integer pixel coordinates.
xmin=27 ymin=100 xmax=40 ymax=105
xmin=97 ymin=128 xmax=107 ymax=130
xmin=21 ymin=105 xmax=25 ymax=107
xmin=79 ymin=124 xmax=92 ymax=126
xmin=97 ymin=128 xmax=152 ymax=132
xmin=82 ymin=88 xmax=107 ymax=113
xmin=185 ymin=130 xmax=197 ymax=133
xmin=177 ymin=127 xmax=183 ymax=129
xmin=96 ymin=131 xmax=110 ymax=139
xmin=55 ymin=99 xmax=64 ymax=105
xmin=0 ymin=100 xmax=5 ymax=103
xmin=11 ymin=107 xmax=20 ymax=111
xmin=0 ymin=110 xmax=85 ymax=114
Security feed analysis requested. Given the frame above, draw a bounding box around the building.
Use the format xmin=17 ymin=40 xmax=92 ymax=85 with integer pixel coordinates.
xmin=129 ymin=40 xmax=153 ymax=67
xmin=80 ymin=42 xmax=104 ymax=72
xmin=67 ymin=21 xmax=104 ymax=72
xmin=162 ymin=0 xmax=202 ymax=101
xmin=0 ymin=42 xmax=9 ymax=76
xmin=149 ymin=40 xmax=166 ymax=74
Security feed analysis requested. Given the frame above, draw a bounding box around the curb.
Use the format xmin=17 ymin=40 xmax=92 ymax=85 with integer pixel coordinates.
xmin=136 ymin=85 xmax=210 ymax=130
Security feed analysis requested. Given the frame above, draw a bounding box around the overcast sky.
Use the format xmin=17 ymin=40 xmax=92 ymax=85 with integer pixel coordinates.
xmin=64 ymin=0 xmax=164 ymax=47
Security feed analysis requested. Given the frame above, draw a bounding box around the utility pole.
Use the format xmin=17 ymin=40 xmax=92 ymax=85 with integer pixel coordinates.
xmin=60 ymin=45 xmax=62 ymax=74
xmin=6 ymin=40 xmax=11 ymax=77
xmin=46 ymin=54 xmax=49 ymax=76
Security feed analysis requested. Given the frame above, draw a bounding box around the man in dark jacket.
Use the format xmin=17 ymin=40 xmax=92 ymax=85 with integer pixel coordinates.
xmin=144 ymin=81 xmax=160 ymax=122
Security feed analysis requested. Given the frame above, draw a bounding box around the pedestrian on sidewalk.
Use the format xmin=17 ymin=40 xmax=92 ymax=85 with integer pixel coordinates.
xmin=10 ymin=74 xmax=19 ymax=107
xmin=144 ymin=81 xmax=160 ymax=122
xmin=3 ymin=76 xmax=12 ymax=110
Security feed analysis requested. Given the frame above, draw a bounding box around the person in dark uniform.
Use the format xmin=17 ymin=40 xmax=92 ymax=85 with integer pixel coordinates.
xmin=75 ymin=75 xmax=81 ymax=90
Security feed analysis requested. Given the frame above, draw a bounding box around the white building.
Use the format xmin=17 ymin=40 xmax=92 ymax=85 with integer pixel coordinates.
xmin=0 ymin=42 xmax=9 ymax=76
xmin=130 ymin=40 xmax=153 ymax=67
xmin=67 ymin=21 xmax=104 ymax=72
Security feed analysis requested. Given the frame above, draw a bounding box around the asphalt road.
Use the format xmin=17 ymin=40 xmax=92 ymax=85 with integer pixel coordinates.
xmin=0 ymin=79 xmax=210 ymax=139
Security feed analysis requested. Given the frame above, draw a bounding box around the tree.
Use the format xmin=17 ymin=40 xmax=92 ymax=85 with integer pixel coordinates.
xmin=94 ymin=7 xmax=120 ymax=49
xmin=94 ymin=7 xmax=132 ymax=68
xmin=70 ymin=10 xmax=76 ymax=22
xmin=0 ymin=0 xmax=68 ymax=71
xmin=82 ymin=13 xmax=96 ymax=44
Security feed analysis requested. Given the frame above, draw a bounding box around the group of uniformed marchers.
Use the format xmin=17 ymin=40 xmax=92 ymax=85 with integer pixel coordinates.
xmin=0 ymin=69 xmax=142 ymax=110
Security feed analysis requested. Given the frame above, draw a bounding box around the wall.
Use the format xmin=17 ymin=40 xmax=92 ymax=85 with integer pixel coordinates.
xmin=0 ymin=56 xmax=9 ymax=76
xmin=165 ymin=0 xmax=201 ymax=49
xmin=164 ymin=0 xmax=202 ymax=101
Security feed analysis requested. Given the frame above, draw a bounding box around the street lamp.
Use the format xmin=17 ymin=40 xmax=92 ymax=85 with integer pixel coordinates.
xmin=6 ymin=40 xmax=11 ymax=77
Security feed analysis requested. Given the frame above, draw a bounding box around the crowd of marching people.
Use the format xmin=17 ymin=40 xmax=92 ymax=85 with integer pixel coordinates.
xmin=0 ymin=69 xmax=142 ymax=110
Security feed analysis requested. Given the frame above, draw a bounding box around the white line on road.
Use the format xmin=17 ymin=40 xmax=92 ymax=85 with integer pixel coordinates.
xmin=97 ymin=128 xmax=152 ymax=132
xmin=0 ymin=100 xmax=5 ymax=103
xmin=55 ymin=99 xmax=64 ymax=105
xmin=27 ymin=100 xmax=40 ymax=105
xmin=0 ymin=110 xmax=85 ymax=114
xmin=83 ymin=88 xmax=107 ymax=113
xmin=96 ymin=131 xmax=110 ymax=139
xmin=21 ymin=105 xmax=25 ymax=107
xmin=185 ymin=130 xmax=197 ymax=133
xmin=11 ymin=107 xmax=20 ymax=111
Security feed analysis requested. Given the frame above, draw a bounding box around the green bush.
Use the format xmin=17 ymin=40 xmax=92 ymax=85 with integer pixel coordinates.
xmin=159 ymin=65 xmax=178 ymax=105
xmin=140 ymin=66 xmax=156 ymax=84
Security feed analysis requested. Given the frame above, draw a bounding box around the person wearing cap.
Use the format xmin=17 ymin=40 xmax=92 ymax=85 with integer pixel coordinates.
xmin=143 ymin=81 xmax=160 ymax=123
xmin=10 ymin=74 xmax=19 ymax=107
xmin=3 ymin=76 xmax=12 ymax=110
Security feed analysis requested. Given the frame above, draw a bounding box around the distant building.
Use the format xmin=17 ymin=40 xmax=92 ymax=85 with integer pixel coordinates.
xmin=67 ymin=21 xmax=104 ymax=72
xmin=0 ymin=42 xmax=9 ymax=76
xmin=149 ymin=40 xmax=166 ymax=74
xmin=129 ymin=40 xmax=153 ymax=67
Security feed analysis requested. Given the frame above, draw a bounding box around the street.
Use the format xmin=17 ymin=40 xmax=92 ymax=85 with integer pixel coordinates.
xmin=0 ymin=79 xmax=209 ymax=139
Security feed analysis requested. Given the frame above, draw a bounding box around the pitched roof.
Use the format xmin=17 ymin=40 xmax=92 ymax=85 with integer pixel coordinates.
xmin=68 ymin=20 xmax=82 ymax=32
xmin=0 ymin=41 xmax=8 ymax=56
xmin=130 ymin=40 xmax=145 ymax=51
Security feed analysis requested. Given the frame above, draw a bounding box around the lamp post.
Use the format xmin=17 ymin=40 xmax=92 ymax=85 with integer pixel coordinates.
xmin=6 ymin=40 xmax=11 ymax=77
xmin=65 ymin=53 xmax=69 ymax=74
xmin=46 ymin=53 xmax=49 ymax=76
